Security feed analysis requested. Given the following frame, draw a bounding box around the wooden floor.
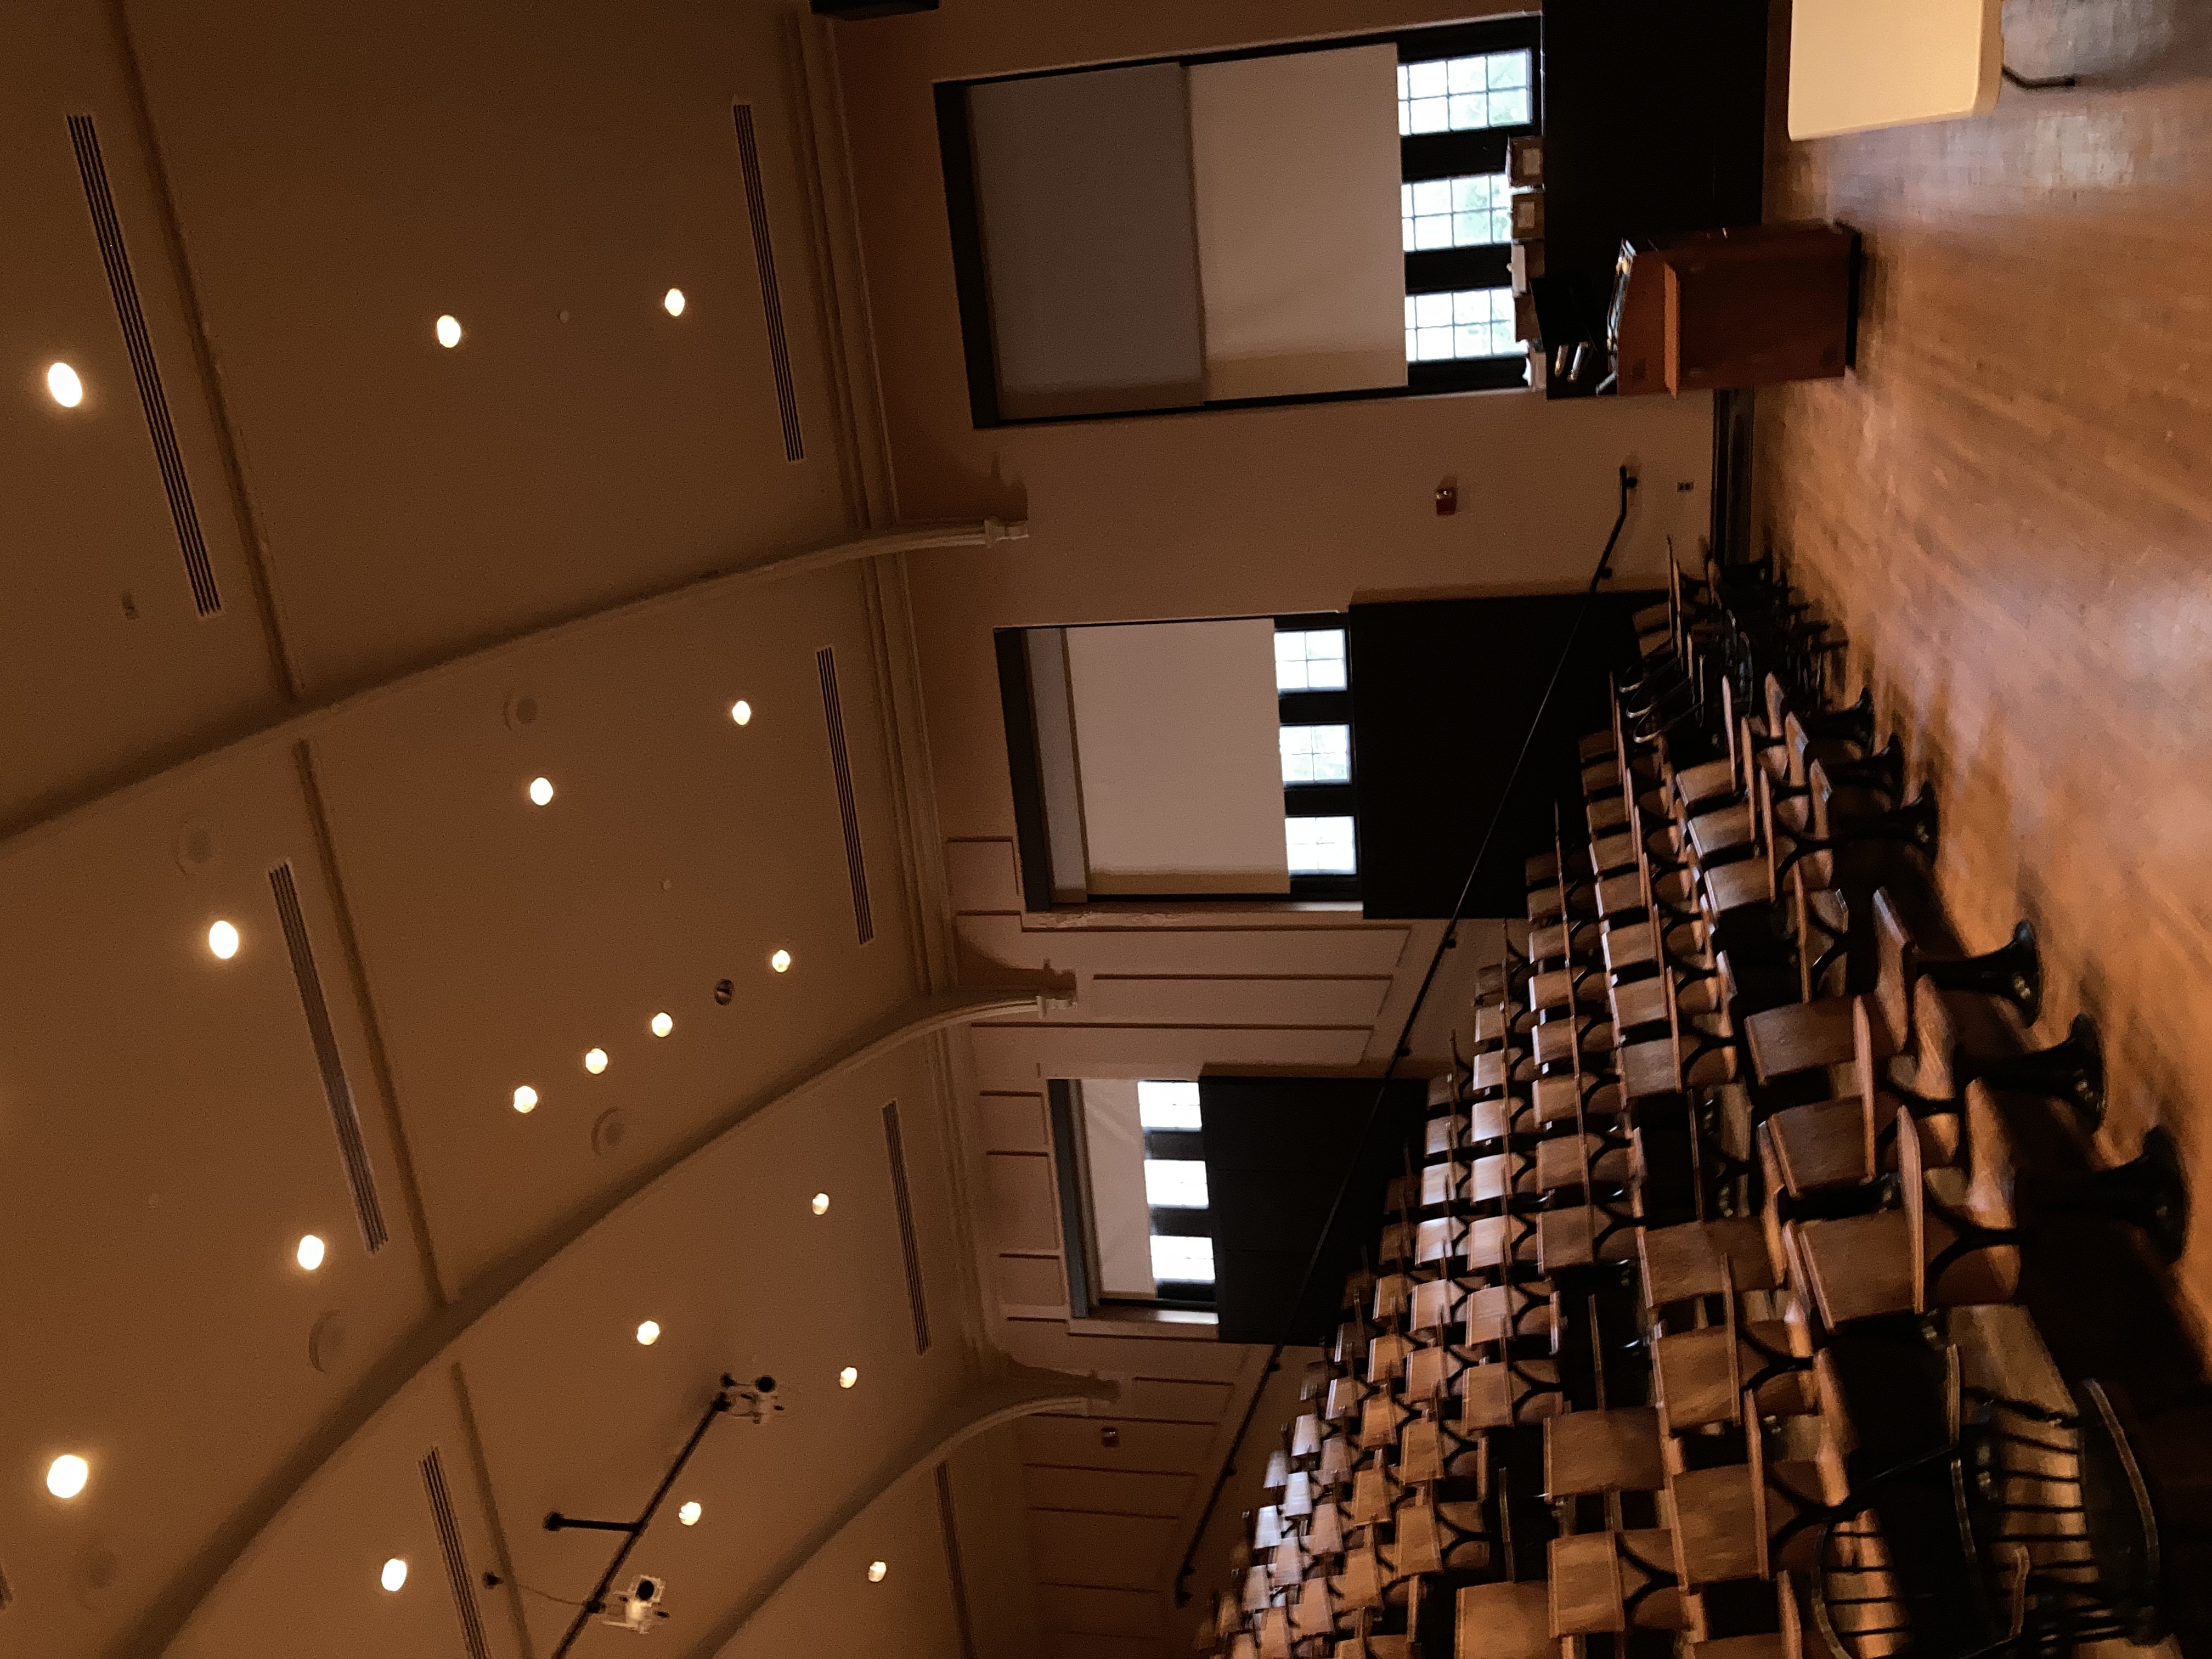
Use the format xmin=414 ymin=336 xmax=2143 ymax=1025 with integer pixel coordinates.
xmin=1752 ymin=0 xmax=2212 ymax=1338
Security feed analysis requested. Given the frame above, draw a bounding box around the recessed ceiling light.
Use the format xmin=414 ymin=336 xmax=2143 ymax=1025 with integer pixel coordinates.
xmin=585 ymin=1048 xmax=609 ymax=1075
xmin=381 ymin=1557 xmax=409 ymax=1592
xmin=651 ymin=1012 xmax=673 ymax=1038
xmin=512 ymin=1085 xmax=539 ymax=1114
xmin=435 ymin=315 xmax=462 ymax=348
xmin=46 ymin=362 xmax=84 ymax=407
xmin=839 ymin=1367 xmax=859 ymax=1390
xmin=207 ymin=919 xmax=241 ymax=960
xmin=770 ymin=949 xmax=792 ymax=974
xmin=663 ymin=287 xmax=687 ymax=317
xmin=678 ymin=1500 xmax=702 ymax=1526
xmin=867 ymin=1561 xmax=888 ymax=1583
xmin=635 ymin=1319 xmax=661 ymax=1346
xmin=527 ymin=776 xmax=555 ymax=806
xmin=46 ymin=1454 xmax=89 ymax=1499
xmin=296 ymin=1234 xmax=326 ymax=1271
xmin=730 ymin=700 xmax=752 ymax=726
xmin=811 ymin=1192 xmax=830 ymax=1216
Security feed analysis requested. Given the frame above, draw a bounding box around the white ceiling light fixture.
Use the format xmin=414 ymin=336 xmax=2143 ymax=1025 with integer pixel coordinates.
xmin=678 ymin=1500 xmax=702 ymax=1526
xmin=512 ymin=1085 xmax=539 ymax=1114
xmin=207 ymin=919 xmax=241 ymax=960
xmin=527 ymin=776 xmax=555 ymax=806
xmin=381 ymin=1557 xmax=409 ymax=1592
xmin=838 ymin=1367 xmax=859 ymax=1390
xmin=635 ymin=1319 xmax=661 ymax=1346
xmin=663 ymin=287 xmax=687 ymax=317
xmin=730 ymin=699 xmax=753 ymax=726
xmin=810 ymin=1192 xmax=830 ymax=1216
xmin=867 ymin=1561 xmax=888 ymax=1583
xmin=650 ymin=1012 xmax=673 ymax=1038
xmin=46 ymin=362 xmax=84 ymax=407
xmin=296 ymin=1234 xmax=326 ymax=1271
xmin=46 ymin=1454 xmax=89 ymax=1499
xmin=770 ymin=949 xmax=792 ymax=974
xmin=584 ymin=1047 xmax=609 ymax=1075
xmin=435 ymin=314 xmax=462 ymax=348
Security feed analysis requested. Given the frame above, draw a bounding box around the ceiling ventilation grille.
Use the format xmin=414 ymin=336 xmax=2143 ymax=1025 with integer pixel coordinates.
xmin=268 ymin=860 xmax=388 ymax=1252
xmin=815 ymin=646 xmax=876 ymax=945
xmin=882 ymin=1102 xmax=930 ymax=1355
xmin=934 ymin=1464 xmax=978 ymax=1659
xmin=421 ymin=1449 xmax=493 ymax=1659
xmin=65 ymin=114 xmax=222 ymax=618
xmin=731 ymin=103 xmax=804 ymax=462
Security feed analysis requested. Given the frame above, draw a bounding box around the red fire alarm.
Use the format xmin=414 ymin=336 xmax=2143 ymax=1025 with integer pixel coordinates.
xmin=1435 ymin=479 xmax=1458 ymax=516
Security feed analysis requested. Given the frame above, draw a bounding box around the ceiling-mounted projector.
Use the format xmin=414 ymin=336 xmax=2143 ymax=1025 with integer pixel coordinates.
xmin=602 ymin=1576 xmax=669 ymax=1635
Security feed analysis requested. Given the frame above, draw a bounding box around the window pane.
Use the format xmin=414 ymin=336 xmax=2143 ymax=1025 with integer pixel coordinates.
xmin=1275 ymin=628 xmax=1347 ymax=693
xmin=1286 ymin=815 xmax=1358 ymax=875
xmin=1281 ymin=724 xmax=1351 ymax=785
xmin=1447 ymin=92 xmax=1488 ymax=129
xmin=1144 ymin=1158 xmax=1210 ymax=1208
xmin=1404 ymin=287 xmax=1517 ymax=361
xmin=1137 ymin=1079 xmax=1203 ymax=1130
xmin=1404 ymin=173 xmax=1508 ymax=252
xmin=1151 ymin=1233 xmax=1216 ymax=1284
xmin=1406 ymin=52 xmax=1533 ymax=131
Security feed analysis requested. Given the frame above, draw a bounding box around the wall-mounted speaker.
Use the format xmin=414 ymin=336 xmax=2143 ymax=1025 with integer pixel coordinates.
xmin=811 ymin=0 xmax=936 ymax=17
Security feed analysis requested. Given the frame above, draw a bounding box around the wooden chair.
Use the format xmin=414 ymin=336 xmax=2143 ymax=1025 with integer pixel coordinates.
xmin=1455 ymin=1578 xmax=1553 ymax=1659
xmin=1784 ymin=1109 xmax=1954 ymax=1333
xmin=1685 ymin=1571 xmax=1804 ymax=1659
xmin=1549 ymin=1527 xmax=1686 ymax=1634
xmin=1639 ymin=1217 xmax=1781 ymax=1308
xmin=1544 ymin=1404 xmax=1666 ymax=1497
xmin=1762 ymin=997 xmax=1888 ymax=1203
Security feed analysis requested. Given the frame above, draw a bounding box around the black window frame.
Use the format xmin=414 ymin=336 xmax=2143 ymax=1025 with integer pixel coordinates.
xmin=1275 ymin=612 xmax=1361 ymax=901
xmin=936 ymin=14 xmax=1542 ymax=430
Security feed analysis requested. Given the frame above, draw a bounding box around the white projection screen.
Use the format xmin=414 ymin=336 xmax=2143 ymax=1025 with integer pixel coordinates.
xmin=1188 ymin=44 xmax=1409 ymax=401
xmin=1065 ymin=619 xmax=1290 ymax=896
xmin=965 ymin=63 xmax=1209 ymax=419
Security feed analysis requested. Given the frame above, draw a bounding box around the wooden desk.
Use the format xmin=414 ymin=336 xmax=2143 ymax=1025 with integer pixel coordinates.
xmin=1789 ymin=0 xmax=2002 ymax=141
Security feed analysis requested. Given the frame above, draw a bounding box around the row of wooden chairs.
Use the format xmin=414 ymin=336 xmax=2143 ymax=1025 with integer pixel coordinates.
xmin=1198 ymin=556 xmax=2180 ymax=1659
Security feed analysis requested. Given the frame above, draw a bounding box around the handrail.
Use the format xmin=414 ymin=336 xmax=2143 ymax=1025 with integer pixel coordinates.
xmin=1172 ymin=466 xmax=1640 ymax=1605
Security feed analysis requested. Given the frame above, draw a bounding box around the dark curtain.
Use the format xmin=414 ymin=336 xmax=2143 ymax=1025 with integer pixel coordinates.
xmin=1348 ymin=590 xmax=1660 ymax=919
xmin=1200 ymin=1075 xmax=1424 ymax=1345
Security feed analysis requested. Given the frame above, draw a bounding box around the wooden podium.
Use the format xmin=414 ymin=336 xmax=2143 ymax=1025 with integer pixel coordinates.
xmin=1613 ymin=223 xmax=1858 ymax=396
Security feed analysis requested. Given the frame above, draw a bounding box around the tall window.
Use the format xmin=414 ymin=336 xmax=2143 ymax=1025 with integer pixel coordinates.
xmin=1398 ymin=22 xmax=1540 ymax=394
xmin=1276 ymin=616 xmax=1358 ymax=894
xmin=1135 ymin=1081 xmax=1215 ymax=1301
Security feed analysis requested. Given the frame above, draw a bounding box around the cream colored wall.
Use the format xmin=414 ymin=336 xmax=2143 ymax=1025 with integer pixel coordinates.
xmin=832 ymin=5 xmax=1713 ymax=1655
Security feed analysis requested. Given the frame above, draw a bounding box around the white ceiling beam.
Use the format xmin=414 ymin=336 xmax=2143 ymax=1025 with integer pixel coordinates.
xmin=0 ymin=517 xmax=1028 ymax=870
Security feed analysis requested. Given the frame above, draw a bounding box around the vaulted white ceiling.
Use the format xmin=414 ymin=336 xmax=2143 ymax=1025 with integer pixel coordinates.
xmin=0 ymin=5 xmax=1070 ymax=1657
